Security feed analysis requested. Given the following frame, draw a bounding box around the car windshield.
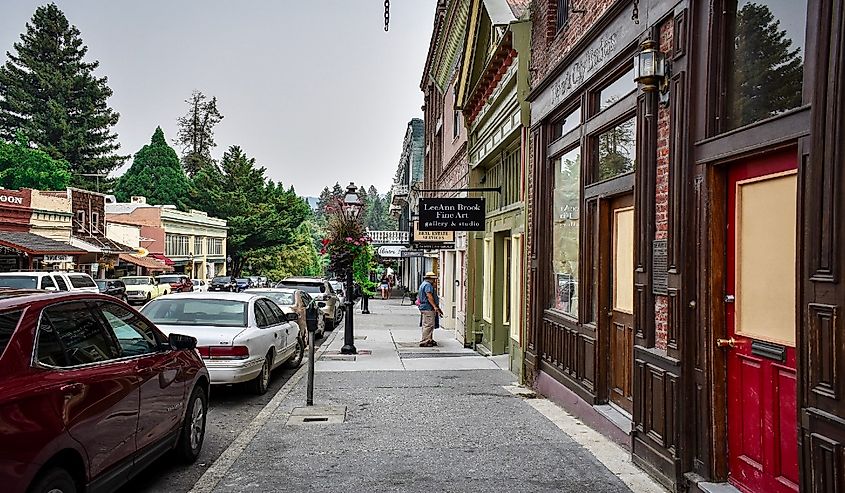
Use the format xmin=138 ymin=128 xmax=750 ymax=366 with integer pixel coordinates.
xmin=278 ymin=282 xmax=322 ymax=294
xmin=158 ymin=276 xmax=181 ymax=283
xmin=251 ymin=291 xmax=295 ymax=305
xmin=0 ymin=276 xmax=38 ymax=289
xmin=236 ymin=278 xmax=249 ymax=283
xmin=142 ymin=299 xmax=248 ymax=327
xmin=212 ymin=277 xmax=231 ymax=283
xmin=122 ymin=278 xmax=151 ymax=285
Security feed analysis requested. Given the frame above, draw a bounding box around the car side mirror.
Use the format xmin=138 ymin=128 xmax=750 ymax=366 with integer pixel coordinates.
xmin=169 ymin=333 xmax=197 ymax=350
xmin=286 ymin=312 xmax=299 ymax=322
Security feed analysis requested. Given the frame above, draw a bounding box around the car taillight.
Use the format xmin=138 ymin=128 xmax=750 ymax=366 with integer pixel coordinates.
xmin=196 ymin=346 xmax=249 ymax=360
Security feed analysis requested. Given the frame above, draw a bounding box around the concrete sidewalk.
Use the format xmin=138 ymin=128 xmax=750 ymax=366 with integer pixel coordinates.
xmin=193 ymin=299 xmax=666 ymax=493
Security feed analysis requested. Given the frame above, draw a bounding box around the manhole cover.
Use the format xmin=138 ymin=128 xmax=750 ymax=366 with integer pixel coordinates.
xmin=287 ymin=406 xmax=347 ymax=425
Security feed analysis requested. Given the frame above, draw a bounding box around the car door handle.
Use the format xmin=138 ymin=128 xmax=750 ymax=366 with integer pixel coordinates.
xmin=60 ymin=383 xmax=84 ymax=395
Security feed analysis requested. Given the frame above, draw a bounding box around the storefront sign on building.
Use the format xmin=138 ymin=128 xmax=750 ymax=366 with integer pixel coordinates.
xmin=43 ymin=255 xmax=72 ymax=263
xmin=417 ymin=198 xmax=485 ymax=231
xmin=531 ymin=12 xmax=641 ymax=123
xmin=0 ymin=194 xmax=24 ymax=205
xmin=377 ymin=245 xmax=408 ymax=258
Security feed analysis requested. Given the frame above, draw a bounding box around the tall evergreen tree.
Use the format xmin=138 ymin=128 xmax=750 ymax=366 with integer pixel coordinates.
xmin=176 ymin=90 xmax=224 ymax=176
xmin=0 ymin=3 xmax=126 ymax=190
xmin=113 ymin=127 xmax=192 ymax=209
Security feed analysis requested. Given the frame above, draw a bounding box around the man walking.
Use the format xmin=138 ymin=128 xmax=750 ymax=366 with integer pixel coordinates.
xmin=418 ymin=271 xmax=442 ymax=347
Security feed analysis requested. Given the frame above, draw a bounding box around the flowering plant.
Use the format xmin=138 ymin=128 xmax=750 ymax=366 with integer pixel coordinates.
xmin=320 ymin=198 xmax=378 ymax=295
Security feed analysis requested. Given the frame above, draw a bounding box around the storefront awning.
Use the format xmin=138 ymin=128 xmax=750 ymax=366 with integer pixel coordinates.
xmin=149 ymin=253 xmax=175 ymax=266
xmin=0 ymin=232 xmax=84 ymax=255
xmin=73 ymin=235 xmax=135 ymax=254
xmin=118 ymin=253 xmax=174 ymax=272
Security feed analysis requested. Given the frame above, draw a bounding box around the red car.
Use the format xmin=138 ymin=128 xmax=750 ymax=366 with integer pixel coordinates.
xmin=0 ymin=291 xmax=209 ymax=493
xmin=156 ymin=274 xmax=194 ymax=293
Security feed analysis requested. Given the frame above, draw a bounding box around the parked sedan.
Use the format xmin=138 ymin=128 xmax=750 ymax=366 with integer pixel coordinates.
xmin=209 ymin=276 xmax=237 ymax=292
xmin=157 ymin=274 xmax=194 ymax=293
xmin=142 ymin=292 xmax=304 ymax=394
xmin=95 ymin=278 xmax=127 ymax=301
xmin=0 ymin=291 xmax=209 ymax=493
xmin=235 ymin=278 xmax=252 ymax=292
xmin=192 ymin=279 xmax=208 ymax=292
xmin=245 ymin=288 xmax=326 ymax=341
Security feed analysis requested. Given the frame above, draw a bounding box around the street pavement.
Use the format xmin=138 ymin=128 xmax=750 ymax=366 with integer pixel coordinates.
xmin=179 ymin=298 xmax=666 ymax=493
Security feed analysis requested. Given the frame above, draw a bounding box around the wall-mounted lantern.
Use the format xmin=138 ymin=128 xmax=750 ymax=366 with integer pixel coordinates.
xmin=633 ymin=39 xmax=669 ymax=100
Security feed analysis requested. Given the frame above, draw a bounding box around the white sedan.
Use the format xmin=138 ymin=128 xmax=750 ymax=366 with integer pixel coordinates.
xmin=141 ymin=292 xmax=304 ymax=394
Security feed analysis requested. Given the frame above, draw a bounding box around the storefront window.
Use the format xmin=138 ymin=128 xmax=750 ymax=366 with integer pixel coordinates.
xmin=724 ymin=0 xmax=805 ymax=130
xmin=596 ymin=117 xmax=637 ymax=182
xmin=552 ymin=147 xmax=581 ymax=317
xmin=552 ymin=107 xmax=582 ymax=140
xmin=598 ymin=67 xmax=636 ymax=111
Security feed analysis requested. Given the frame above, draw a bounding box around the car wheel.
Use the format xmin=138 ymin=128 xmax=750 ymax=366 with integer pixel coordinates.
xmin=286 ymin=337 xmax=304 ymax=368
xmin=175 ymin=385 xmax=207 ymax=464
xmin=249 ymin=352 xmax=272 ymax=395
xmin=28 ymin=466 xmax=77 ymax=493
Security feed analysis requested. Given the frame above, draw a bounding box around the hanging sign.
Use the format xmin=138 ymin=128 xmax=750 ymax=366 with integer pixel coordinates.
xmin=376 ymin=245 xmax=407 ymax=258
xmin=417 ymin=198 xmax=485 ymax=231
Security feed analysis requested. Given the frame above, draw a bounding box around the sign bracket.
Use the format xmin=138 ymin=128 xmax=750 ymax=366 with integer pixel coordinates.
xmin=411 ymin=186 xmax=501 ymax=193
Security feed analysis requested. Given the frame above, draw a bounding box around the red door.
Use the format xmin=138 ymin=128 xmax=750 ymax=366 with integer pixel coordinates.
xmin=725 ymin=149 xmax=798 ymax=493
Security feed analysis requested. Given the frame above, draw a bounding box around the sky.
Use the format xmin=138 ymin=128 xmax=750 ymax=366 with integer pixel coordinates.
xmin=0 ymin=1 xmax=434 ymax=198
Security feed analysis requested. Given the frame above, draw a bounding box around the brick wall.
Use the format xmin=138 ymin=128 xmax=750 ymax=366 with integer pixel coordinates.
xmin=530 ymin=0 xmax=617 ymax=87
xmin=654 ymin=18 xmax=674 ymax=350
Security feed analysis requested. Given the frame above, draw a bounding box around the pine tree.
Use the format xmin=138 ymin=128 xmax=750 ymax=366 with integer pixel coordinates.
xmin=113 ymin=127 xmax=192 ymax=209
xmin=176 ymin=90 xmax=224 ymax=176
xmin=316 ymin=186 xmax=333 ymax=219
xmin=331 ymin=182 xmax=344 ymax=199
xmin=0 ymin=3 xmax=126 ymax=190
xmin=728 ymin=3 xmax=804 ymax=128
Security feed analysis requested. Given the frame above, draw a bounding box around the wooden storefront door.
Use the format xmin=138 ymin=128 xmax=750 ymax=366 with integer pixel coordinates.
xmin=609 ymin=194 xmax=634 ymax=414
xmin=725 ymin=154 xmax=799 ymax=493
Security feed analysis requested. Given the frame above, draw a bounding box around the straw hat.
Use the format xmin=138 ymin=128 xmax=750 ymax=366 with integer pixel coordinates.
xmin=424 ymin=271 xmax=437 ymax=279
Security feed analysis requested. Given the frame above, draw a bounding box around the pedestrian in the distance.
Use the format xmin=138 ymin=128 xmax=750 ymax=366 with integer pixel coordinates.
xmin=417 ymin=272 xmax=442 ymax=347
xmin=379 ymin=274 xmax=390 ymax=299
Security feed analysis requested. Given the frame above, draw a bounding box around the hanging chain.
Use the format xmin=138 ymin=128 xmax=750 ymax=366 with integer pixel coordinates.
xmin=632 ymin=0 xmax=640 ymax=24
xmin=384 ymin=0 xmax=390 ymax=31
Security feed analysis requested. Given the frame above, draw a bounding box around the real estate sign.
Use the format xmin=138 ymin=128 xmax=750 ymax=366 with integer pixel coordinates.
xmin=417 ymin=198 xmax=485 ymax=231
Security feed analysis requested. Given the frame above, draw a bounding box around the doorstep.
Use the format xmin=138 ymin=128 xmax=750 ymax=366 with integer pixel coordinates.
xmin=685 ymin=474 xmax=743 ymax=493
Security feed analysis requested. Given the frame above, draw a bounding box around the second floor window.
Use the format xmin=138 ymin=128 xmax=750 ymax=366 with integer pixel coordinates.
xmin=165 ymin=234 xmax=190 ymax=256
xmin=556 ymin=0 xmax=569 ymax=31
xmin=194 ymin=236 xmax=203 ymax=255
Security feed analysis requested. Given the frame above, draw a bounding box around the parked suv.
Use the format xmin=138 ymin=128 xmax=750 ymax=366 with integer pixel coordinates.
xmin=157 ymin=274 xmax=193 ymax=293
xmin=95 ymin=278 xmax=127 ymax=301
xmin=0 ymin=271 xmax=99 ymax=293
xmin=0 ymin=291 xmax=209 ymax=493
xmin=276 ymin=277 xmax=341 ymax=328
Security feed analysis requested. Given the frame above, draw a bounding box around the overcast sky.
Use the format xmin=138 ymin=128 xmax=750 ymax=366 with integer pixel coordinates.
xmin=0 ymin=1 xmax=433 ymax=197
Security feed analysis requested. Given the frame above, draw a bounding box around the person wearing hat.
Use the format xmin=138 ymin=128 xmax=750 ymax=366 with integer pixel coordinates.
xmin=417 ymin=271 xmax=442 ymax=347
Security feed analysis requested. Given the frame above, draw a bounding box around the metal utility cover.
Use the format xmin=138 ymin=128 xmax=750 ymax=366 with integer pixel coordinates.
xmin=287 ymin=406 xmax=347 ymax=425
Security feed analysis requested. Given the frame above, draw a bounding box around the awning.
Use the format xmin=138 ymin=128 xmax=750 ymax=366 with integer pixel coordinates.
xmin=149 ymin=253 xmax=174 ymax=266
xmin=70 ymin=237 xmax=104 ymax=253
xmin=118 ymin=254 xmax=174 ymax=272
xmin=74 ymin=234 xmax=135 ymax=254
xmin=0 ymin=232 xmax=85 ymax=255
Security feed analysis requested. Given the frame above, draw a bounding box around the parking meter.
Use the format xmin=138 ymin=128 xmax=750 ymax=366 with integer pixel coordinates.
xmin=305 ymin=301 xmax=318 ymax=405
xmin=305 ymin=301 xmax=319 ymax=333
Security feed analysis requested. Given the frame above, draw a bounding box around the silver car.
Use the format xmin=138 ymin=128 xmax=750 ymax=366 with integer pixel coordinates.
xmin=141 ymin=292 xmax=304 ymax=395
xmin=276 ymin=277 xmax=342 ymax=328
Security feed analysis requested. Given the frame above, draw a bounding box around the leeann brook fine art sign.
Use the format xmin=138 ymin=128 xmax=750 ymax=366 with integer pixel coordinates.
xmin=417 ymin=198 xmax=485 ymax=231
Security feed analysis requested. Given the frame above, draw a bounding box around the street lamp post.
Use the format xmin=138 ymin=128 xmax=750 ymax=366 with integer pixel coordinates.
xmin=340 ymin=183 xmax=363 ymax=355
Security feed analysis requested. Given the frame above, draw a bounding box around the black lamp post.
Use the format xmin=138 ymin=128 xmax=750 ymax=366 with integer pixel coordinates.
xmin=340 ymin=182 xmax=363 ymax=355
